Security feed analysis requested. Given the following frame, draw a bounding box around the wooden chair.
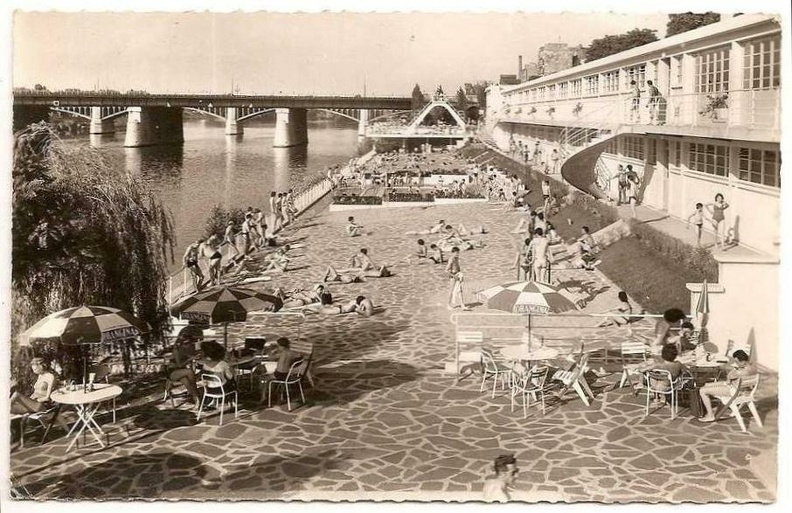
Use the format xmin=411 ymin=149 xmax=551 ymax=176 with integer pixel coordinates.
xmin=713 ymin=375 xmax=763 ymax=432
xmin=618 ymin=341 xmax=648 ymax=394
xmin=551 ymin=351 xmax=594 ymax=406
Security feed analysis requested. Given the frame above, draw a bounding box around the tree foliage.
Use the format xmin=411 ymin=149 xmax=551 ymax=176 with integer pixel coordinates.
xmin=666 ymin=12 xmax=721 ymax=37
xmin=585 ymin=28 xmax=659 ymax=62
xmin=11 ymin=123 xmax=176 ymax=379
xmin=473 ymin=83 xmax=488 ymax=111
xmin=455 ymin=87 xmax=468 ymax=112
xmin=411 ymin=83 xmax=425 ymax=112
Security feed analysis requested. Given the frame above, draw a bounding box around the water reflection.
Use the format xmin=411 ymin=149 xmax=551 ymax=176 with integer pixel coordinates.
xmin=224 ymin=135 xmax=239 ymax=209
xmin=89 ymin=133 xmax=117 ymax=147
xmin=272 ymin=145 xmax=307 ymax=192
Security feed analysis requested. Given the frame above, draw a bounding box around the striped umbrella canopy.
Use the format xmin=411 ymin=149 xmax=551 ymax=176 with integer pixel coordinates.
xmin=696 ymin=279 xmax=710 ymax=330
xmin=19 ymin=305 xmax=150 ymax=347
xmin=169 ymin=286 xmax=283 ymax=324
xmin=477 ymin=281 xmax=578 ymax=315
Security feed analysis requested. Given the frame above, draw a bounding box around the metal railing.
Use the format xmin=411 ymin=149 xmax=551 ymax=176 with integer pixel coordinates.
xmin=168 ymin=177 xmax=335 ymax=303
xmin=500 ymin=88 xmax=780 ymax=134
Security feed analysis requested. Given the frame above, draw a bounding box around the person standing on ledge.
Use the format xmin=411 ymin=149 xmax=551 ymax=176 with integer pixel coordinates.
xmin=483 ymin=454 xmax=519 ymax=502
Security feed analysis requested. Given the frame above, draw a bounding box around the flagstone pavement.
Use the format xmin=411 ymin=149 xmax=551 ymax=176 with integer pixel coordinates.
xmin=9 ymin=198 xmax=778 ymax=503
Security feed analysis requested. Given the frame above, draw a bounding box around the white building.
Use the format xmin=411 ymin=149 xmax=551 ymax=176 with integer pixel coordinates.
xmin=486 ymin=14 xmax=781 ymax=370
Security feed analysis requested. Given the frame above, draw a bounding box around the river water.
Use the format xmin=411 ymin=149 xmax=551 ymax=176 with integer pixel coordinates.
xmin=82 ymin=118 xmax=360 ymax=257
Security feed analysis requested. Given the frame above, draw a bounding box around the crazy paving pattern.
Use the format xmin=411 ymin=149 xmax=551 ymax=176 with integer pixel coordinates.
xmin=10 ymin=187 xmax=778 ymax=503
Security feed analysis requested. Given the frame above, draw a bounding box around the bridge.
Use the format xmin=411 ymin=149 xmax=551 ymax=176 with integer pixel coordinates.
xmin=12 ymin=92 xmax=412 ymax=147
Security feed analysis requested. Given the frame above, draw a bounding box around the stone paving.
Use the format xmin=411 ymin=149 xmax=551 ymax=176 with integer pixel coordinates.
xmin=9 ymin=180 xmax=778 ymax=502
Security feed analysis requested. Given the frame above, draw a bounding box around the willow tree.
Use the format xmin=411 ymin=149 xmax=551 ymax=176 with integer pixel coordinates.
xmin=11 ymin=122 xmax=176 ymax=380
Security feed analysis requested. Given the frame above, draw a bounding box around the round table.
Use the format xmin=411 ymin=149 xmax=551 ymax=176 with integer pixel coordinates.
xmin=500 ymin=345 xmax=560 ymax=363
xmin=51 ymin=383 xmax=122 ymax=452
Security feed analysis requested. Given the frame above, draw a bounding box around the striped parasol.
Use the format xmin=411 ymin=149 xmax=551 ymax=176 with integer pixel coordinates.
xmin=170 ymin=285 xmax=282 ymax=324
xmin=19 ymin=305 xmax=150 ymax=347
xmin=477 ymin=281 xmax=578 ymax=315
xmin=170 ymin=286 xmax=283 ymax=348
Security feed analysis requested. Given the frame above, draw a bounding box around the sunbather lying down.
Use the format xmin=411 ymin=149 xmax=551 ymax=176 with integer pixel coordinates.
xmin=273 ymin=284 xmax=331 ymax=309
xmin=307 ymin=295 xmax=376 ymax=317
xmin=323 ymin=265 xmax=391 ymax=283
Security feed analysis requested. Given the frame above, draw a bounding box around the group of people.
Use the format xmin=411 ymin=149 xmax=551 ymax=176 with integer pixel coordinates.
xmin=686 ymin=193 xmax=731 ymax=248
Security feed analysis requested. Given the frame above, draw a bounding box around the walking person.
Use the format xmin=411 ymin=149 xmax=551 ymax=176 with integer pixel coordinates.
xmin=182 ymin=239 xmax=205 ymax=293
xmin=269 ymin=191 xmax=281 ymax=233
xmin=550 ymin=149 xmax=560 ymax=174
xmin=626 ymin=173 xmax=640 ymax=218
xmin=241 ymin=213 xmax=254 ymax=255
xmin=277 ymin=192 xmax=288 ymax=228
xmin=686 ymin=202 xmax=706 ymax=247
xmin=528 ymin=228 xmax=553 ymax=283
xmin=706 ymin=193 xmax=730 ymax=249
xmin=646 ymin=80 xmax=662 ymax=125
xmin=253 ymin=208 xmax=266 ymax=249
xmin=202 ymin=235 xmax=223 ymax=286
xmin=616 ymin=164 xmax=628 ymax=205
xmin=446 ymin=247 xmax=468 ymax=310
xmin=223 ymin=220 xmax=240 ymax=260
xmin=483 ymin=454 xmax=519 ymax=503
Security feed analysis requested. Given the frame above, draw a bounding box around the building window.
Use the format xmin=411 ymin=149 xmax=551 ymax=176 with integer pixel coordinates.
xmin=647 ymin=139 xmax=657 ymax=165
xmin=743 ymin=36 xmax=781 ymax=90
xmin=538 ymin=86 xmax=546 ymax=100
xmin=584 ymin=75 xmax=599 ymax=96
xmin=570 ymin=79 xmax=582 ymax=97
xmin=688 ymin=143 xmax=729 ymax=178
xmin=624 ymin=64 xmax=646 ymax=89
xmin=672 ymin=141 xmax=681 ymax=168
xmin=737 ymin=147 xmax=780 ymax=187
xmin=671 ymin=56 xmax=683 ymax=88
xmin=557 ymin=82 xmax=568 ymax=99
xmin=547 ymin=85 xmax=556 ymax=99
xmin=602 ymin=71 xmax=620 ymax=93
xmin=695 ymin=47 xmax=730 ymax=93
xmin=624 ymin=135 xmax=644 ymax=161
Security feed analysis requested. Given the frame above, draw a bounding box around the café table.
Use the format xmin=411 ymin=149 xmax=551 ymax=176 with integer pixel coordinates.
xmin=51 ymin=383 xmax=123 ymax=452
xmin=500 ymin=345 xmax=560 ymax=365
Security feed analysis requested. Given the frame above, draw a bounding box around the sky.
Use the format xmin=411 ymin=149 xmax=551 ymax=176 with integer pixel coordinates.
xmin=14 ymin=11 xmax=672 ymax=96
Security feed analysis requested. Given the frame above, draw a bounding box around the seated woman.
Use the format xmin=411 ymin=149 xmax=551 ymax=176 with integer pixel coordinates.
xmin=646 ymin=344 xmax=689 ymax=404
xmin=199 ymin=341 xmax=236 ymax=399
xmin=263 ymin=245 xmax=291 ymax=273
xmin=166 ymin=335 xmax=202 ymax=408
xmin=10 ymin=357 xmax=57 ymax=415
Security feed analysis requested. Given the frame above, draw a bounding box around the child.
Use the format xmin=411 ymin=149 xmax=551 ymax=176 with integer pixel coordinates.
xmin=686 ymin=203 xmax=705 ymax=247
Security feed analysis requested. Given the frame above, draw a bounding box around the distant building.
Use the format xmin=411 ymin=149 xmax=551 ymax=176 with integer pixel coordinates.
xmin=499 ymin=74 xmax=521 ymax=86
xmin=519 ymin=43 xmax=586 ymax=82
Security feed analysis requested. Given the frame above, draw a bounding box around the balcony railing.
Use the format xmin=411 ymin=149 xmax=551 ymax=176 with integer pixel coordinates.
xmin=499 ymin=88 xmax=781 ymax=134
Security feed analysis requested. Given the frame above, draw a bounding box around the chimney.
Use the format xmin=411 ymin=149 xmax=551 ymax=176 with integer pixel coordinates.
xmin=518 ymin=55 xmax=523 ymax=80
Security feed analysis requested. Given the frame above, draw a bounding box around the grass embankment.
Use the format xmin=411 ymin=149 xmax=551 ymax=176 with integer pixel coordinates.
xmin=464 ymin=142 xmax=711 ymax=314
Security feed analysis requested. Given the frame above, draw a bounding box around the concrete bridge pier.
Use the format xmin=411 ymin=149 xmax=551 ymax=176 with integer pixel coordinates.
xmin=13 ymin=105 xmax=51 ymax=132
xmin=273 ymin=108 xmax=308 ymax=148
xmin=225 ymin=107 xmax=243 ymax=136
xmin=124 ymin=107 xmax=185 ymax=147
xmin=357 ymin=109 xmax=369 ymax=137
xmin=90 ymin=106 xmax=116 ymax=134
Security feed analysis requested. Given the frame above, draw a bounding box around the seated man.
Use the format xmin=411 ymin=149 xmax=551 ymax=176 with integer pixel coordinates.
xmin=698 ymin=349 xmax=756 ymax=422
xmin=428 ymin=244 xmax=444 ymax=264
xmin=578 ymin=226 xmax=598 ymax=261
xmin=346 ymin=216 xmax=364 ymax=237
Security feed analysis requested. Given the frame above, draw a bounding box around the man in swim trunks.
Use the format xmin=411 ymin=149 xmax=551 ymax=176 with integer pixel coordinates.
xmin=224 ymin=220 xmax=240 ymax=259
xmin=346 ymin=216 xmax=363 ymax=237
xmin=528 ymin=228 xmax=553 ymax=283
xmin=183 ymin=239 xmax=205 ymax=293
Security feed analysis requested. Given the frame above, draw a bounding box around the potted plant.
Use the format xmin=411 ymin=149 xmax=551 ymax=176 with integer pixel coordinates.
xmin=699 ymin=94 xmax=729 ymax=121
xmin=546 ymin=107 xmax=555 ymax=115
xmin=572 ymin=102 xmax=583 ymax=116
xmin=528 ymin=106 xmax=537 ymax=115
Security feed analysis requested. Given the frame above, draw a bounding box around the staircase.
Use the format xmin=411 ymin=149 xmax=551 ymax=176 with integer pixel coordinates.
xmin=558 ymin=102 xmax=623 ymax=198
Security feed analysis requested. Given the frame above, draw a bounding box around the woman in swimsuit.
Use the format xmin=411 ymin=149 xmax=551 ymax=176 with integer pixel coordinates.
xmin=203 ymin=235 xmax=223 ymax=286
xmin=706 ymin=193 xmax=730 ymax=249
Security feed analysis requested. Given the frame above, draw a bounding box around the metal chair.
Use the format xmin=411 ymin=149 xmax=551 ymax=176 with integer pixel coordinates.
xmin=510 ymin=365 xmax=550 ymax=417
xmin=713 ymin=375 xmax=763 ymax=432
xmin=480 ymin=348 xmax=512 ymax=398
xmin=197 ymin=374 xmax=238 ymax=425
xmin=267 ymin=358 xmax=307 ymax=411
xmin=10 ymin=405 xmax=62 ymax=449
xmin=643 ymin=368 xmax=685 ymax=419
